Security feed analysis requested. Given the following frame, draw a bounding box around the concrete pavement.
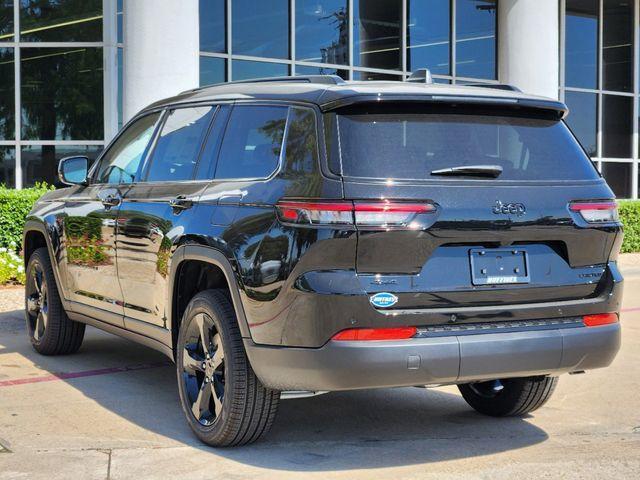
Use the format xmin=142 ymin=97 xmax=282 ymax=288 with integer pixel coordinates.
xmin=0 ymin=275 xmax=639 ymax=478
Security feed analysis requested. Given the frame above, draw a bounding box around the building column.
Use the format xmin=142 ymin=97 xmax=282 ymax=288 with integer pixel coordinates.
xmin=123 ymin=0 xmax=199 ymax=121
xmin=498 ymin=0 xmax=560 ymax=99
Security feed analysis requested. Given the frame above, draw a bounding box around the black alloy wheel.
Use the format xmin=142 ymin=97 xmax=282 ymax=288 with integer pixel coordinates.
xmin=182 ymin=313 xmax=226 ymax=426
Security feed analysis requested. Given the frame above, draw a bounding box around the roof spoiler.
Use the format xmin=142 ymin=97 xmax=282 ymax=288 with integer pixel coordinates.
xmin=320 ymin=95 xmax=569 ymax=119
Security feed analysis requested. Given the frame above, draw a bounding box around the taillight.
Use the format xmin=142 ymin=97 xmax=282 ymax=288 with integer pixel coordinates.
xmin=569 ymin=201 xmax=619 ymax=223
xmin=332 ymin=327 xmax=418 ymax=341
xmin=276 ymin=200 xmax=436 ymax=228
xmin=583 ymin=313 xmax=619 ymax=327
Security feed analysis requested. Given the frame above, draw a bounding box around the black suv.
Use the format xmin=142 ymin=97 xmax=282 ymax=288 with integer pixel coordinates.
xmin=23 ymin=75 xmax=623 ymax=447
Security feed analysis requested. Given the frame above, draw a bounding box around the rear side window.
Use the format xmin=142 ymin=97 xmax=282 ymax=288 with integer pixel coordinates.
xmin=144 ymin=106 xmax=216 ymax=182
xmin=333 ymin=109 xmax=600 ymax=182
xmin=215 ymin=105 xmax=288 ymax=179
xmin=95 ymin=112 xmax=161 ymax=184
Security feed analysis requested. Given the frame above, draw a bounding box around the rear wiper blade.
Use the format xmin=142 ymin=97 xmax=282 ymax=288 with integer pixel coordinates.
xmin=430 ymin=165 xmax=503 ymax=178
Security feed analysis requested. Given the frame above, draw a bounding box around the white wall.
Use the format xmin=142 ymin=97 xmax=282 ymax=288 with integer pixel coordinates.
xmin=498 ymin=0 xmax=560 ymax=99
xmin=123 ymin=0 xmax=199 ymax=121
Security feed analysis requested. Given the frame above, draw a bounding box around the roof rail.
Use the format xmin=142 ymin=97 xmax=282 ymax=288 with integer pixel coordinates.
xmin=229 ymin=74 xmax=347 ymax=86
xmin=407 ymin=69 xmax=433 ymax=84
xmin=465 ymin=83 xmax=522 ymax=92
xmin=182 ymin=74 xmax=347 ymax=95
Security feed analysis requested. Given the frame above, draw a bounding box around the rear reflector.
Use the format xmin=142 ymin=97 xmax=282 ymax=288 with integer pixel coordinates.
xmin=583 ymin=313 xmax=618 ymax=327
xmin=569 ymin=201 xmax=619 ymax=223
xmin=332 ymin=327 xmax=417 ymax=341
xmin=276 ymin=200 xmax=436 ymax=227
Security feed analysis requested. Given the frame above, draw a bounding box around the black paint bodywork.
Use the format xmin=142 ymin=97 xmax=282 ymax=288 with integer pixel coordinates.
xmin=23 ymin=80 xmax=624 ymax=366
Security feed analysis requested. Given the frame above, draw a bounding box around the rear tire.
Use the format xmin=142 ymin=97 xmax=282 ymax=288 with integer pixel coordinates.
xmin=25 ymin=247 xmax=85 ymax=355
xmin=458 ymin=376 xmax=558 ymax=417
xmin=176 ymin=289 xmax=280 ymax=447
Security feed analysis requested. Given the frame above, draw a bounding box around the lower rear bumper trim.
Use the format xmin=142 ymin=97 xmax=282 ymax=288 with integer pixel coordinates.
xmin=245 ymin=323 xmax=620 ymax=391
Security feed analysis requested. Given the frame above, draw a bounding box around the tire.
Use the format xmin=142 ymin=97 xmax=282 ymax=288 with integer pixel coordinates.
xmin=176 ymin=289 xmax=280 ymax=447
xmin=458 ymin=376 xmax=558 ymax=417
xmin=25 ymin=247 xmax=85 ymax=355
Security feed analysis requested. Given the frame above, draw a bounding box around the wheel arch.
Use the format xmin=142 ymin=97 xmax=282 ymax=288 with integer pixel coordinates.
xmin=168 ymin=244 xmax=251 ymax=357
xmin=23 ymin=220 xmax=70 ymax=306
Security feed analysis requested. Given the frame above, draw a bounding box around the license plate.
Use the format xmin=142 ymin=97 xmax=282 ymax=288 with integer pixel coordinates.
xmin=470 ymin=248 xmax=530 ymax=286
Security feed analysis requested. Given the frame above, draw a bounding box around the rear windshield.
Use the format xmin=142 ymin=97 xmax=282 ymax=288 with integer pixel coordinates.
xmin=331 ymin=108 xmax=599 ymax=182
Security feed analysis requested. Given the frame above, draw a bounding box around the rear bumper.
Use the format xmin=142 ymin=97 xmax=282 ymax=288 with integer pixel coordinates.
xmin=245 ymin=323 xmax=621 ymax=391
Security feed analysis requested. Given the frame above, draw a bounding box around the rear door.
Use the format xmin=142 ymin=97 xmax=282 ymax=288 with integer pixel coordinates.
xmin=326 ymin=103 xmax=621 ymax=311
xmin=116 ymin=105 xmax=218 ymax=332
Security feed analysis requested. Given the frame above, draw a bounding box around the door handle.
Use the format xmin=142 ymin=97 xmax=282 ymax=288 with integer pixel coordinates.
xmin=101 ymin=193 xmax=121 ymax=208
xmin=169 ymin=195 xmax=194 ymax=211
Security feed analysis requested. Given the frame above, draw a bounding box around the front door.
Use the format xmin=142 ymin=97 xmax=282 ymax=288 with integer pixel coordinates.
xmin=63 ymin=110 xmax=164 ymax=324
xmin=62 ymin=184 xmax=125 ymax=325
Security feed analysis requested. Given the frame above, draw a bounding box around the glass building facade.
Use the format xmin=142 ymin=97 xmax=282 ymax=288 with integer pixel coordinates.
xmin=1 ymin=0 xmax=640 ymax=198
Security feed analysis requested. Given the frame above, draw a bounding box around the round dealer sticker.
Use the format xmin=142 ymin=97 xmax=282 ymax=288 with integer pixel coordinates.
xmin=369 ymin=292 xmax=399 ymax=308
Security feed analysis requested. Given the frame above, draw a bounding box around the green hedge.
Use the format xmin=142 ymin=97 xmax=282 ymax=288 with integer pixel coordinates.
xmin=620 ymin=200 xmax=640 ymax=253
xmin=0 ymin=184 xmax=54 ymax=252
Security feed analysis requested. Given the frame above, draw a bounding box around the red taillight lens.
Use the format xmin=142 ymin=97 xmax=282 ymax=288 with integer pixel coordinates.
xmin=583 ymin=313 xmax=619 ymax=327
xmin=569 ymin=201 xmax=619 ymax=223
xmin=332 ymin=327 xmax=417 ymax=341
xmin=276 ymin=200 xmax=436 ymax=227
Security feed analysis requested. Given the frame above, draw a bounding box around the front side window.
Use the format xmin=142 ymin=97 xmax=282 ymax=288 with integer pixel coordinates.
xmin=95 ymin=112 xmax=161 ymax=184
xmin=332 ymin=106 xmax=600 ymax=182
xmin=144 ymin=106 xmax=216 ymax=182
xmin=215 ymin=105 xmax=288 ymax=179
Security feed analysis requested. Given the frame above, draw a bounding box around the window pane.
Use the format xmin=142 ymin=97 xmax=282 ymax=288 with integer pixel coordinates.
xmin=601 ymin=162 xmax=632 ymax=198
xmin=353 ymin=0 xmax=401 ymax=70
xmin=603 ymin=0 xmax=634 ymax=92
xmin=295 ymin=64 xmax=348 ymax=79
xmin=603 ymin=95 xmax=633 ymax=158
xmin=564 ymin=91 xmax=597 ymax=157
xmin=20 ymin=0 xmax=102 ymax=42
xmin=456 ymin=0 xmax=496 ymax=79
xmin=200 ymin=56 xmax=226 ymax=86
xmin=232 ymin=59 xmax=288 ymax=81
xmin=0 ymin=48 xmax=14 ymax=140
xmin=195 ymin=105 xmax=230 ymax=180
xmin=283 ymin=107 xmax=319 ymax=177
xmin=0 ymin=1 xmax=13 ymax=41
xmin=336 ymin=109 xmax=600 ymax=182
xmin=117 ymin=0 xmax=123 ymax=43
xmin=232 ymin=0 xmax=289 ymax=59
xmin=145 ymin=107 xmax=216 ymax=182
xmin=199 ymin=0 xmax=226 ymax=53
xmin=0 ymin=147 xmax=15 ymax=188
xmin=407 ymin=0 xmax=450 ymax=75
xmin=354 ymin=71 xmax=402 ymax=81
xmin=96 ymin=112 xmax=161 ymax=184
xmin=565 ymin=0 xmax=598 ymax=89
xmin=215 ymin=105 xmax=288 ymax=179
xmin=296 ymin=0 xmax=348 ymax=65
xmin=21 ymin=47 xmax=104 ymax=141
xmin=22 ymin=145 xmax=101 ymax=188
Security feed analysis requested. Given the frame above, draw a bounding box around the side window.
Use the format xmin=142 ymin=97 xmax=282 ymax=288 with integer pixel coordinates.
xmin=215 ymin=105 xmax=288 ymax=179
xmin=95 ymin=112 xmax=161 ymax=184
xmin=282 ymin=107 xmax=319 ymax=177
xmin=144 ymin=106 xmax=216 ymax=182
xmin=195 ymin=105 xmax=231 ymax=180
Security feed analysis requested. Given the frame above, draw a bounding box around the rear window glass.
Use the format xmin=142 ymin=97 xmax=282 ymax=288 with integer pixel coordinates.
xmin=333 ymin=110 xmax=599 ymax=181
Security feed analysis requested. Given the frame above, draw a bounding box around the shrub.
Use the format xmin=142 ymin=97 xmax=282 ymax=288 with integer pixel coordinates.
xmin=0 ymin=243 xmax=26 ymax=285
xmin=0 ymin=183 xmax=54 ymax=252
xmin=619 ymin=200 xmax=640 ymax=253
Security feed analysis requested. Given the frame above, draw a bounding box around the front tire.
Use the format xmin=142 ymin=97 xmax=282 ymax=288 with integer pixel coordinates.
xmin=25 ymin=247 xmax=85 ymax=355
xmin=458 ymin=376 xmax=558 ymax=417
xmin=176 ymin=289 xmax=279 ymax=447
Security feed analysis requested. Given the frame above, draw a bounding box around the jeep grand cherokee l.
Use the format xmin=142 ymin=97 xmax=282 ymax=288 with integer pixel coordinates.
xmin=22 ymin=74 xmax=623 ymax=447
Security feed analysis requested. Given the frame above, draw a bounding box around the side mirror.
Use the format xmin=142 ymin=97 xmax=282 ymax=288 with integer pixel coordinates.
xmin=58 ymin=156 xmax=89 ymax=186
